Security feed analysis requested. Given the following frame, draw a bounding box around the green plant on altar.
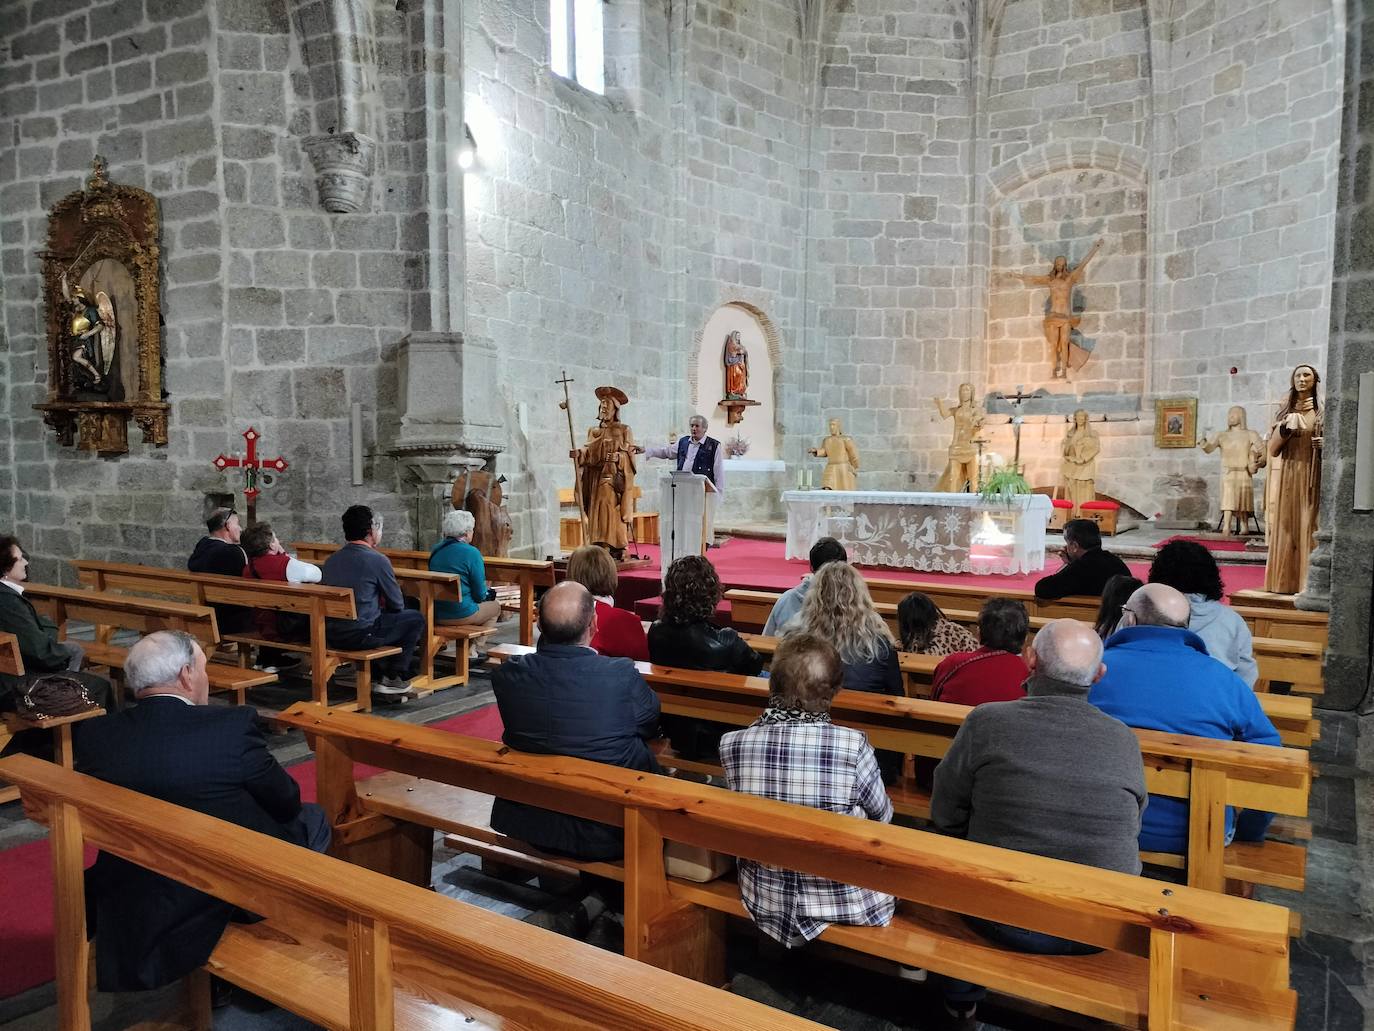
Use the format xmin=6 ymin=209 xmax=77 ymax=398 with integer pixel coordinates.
xmin=979 ymin=466 xmax=1031 ymax=506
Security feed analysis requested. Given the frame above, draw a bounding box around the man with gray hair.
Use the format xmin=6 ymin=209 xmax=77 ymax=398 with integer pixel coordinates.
xmin=1090 ymin=582 xmax=1280 ymax=855
xmin=75 ymin=631 xmax=329 ymax=992
xmin=639 ymin=414 xmax=725 ymax=547
xmin=929 ymin=618 xmax=1145 ymax=1027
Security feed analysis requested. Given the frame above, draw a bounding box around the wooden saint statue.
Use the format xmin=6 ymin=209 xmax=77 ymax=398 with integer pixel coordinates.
xmin=1200 ymin=406 xmax=1265 ymax=535
xmin=570 ymin=386 xmax=638 ymax=559
xmin=933 ymin=383 xmax=985 ymax=492
xmin=1264 ymin=365 xmax=1323 ymax=594
xmin=1006 ymin=239 xmax=1104 ymax=379
xmin=1060 ymin=409 xmax=1100 ymax=516
xmin=454 ymin=470 xmax=513 ymax=557
xmin=723 ymin=330 xmax=749 ymax=399
xmin=809 ymin=418 xmax=860 ymax=491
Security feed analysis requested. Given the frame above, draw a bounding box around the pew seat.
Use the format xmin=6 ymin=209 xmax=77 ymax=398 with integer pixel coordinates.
xmin=222 ymin=633 xmax=399 ymax=709
xmin=0 ymin=707 xmax=105 ymax=806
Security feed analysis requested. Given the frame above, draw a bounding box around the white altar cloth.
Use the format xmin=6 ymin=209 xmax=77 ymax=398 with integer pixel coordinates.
xmin=783 ymin=490 xmax=1053 ymax=575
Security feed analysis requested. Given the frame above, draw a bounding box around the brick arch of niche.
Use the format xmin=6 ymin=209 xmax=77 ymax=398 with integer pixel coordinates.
xmin=685 ymin=301 xmax=784 ymax=459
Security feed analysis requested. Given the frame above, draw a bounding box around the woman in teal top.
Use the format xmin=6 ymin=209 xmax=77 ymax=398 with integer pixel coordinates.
xmin=429 ymin=510 xmax=501 ymax=627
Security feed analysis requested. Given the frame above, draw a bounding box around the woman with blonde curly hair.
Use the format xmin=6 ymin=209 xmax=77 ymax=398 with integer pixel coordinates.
xmin=787 ymin=561 xmax=903 ymax=783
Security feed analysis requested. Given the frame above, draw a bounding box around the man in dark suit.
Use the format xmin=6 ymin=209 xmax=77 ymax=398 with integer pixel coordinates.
xmin=490 ymin=581 xmax=661 ymax=861
xmin=75 ymin=630 xmax=329 ymax=991
xmin=1034 ymin=518 xmax=1131 ymax=600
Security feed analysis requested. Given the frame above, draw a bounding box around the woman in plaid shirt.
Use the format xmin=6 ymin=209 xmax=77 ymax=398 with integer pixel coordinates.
xmin=718 ymin=633 xmax=895 ymax=947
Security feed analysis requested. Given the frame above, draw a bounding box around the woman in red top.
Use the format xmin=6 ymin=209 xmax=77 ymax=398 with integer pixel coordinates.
xmin=564 ymin=545 xmax=649 ymax=662
xmin=930 ymin=598 xmax=1031 ymax=706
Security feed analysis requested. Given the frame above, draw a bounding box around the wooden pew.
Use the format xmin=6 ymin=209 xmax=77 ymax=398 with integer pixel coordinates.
xmin=735 ymin=632 xmax=1317 ymax=749
xmin=0 ymin=633 xmax=106 ymax=806
xmin=292 ymin=540 xmax=555 ymax=646
xmin=727 ymin=589 xmax=1327 ymax=699
xmin=71 ymin=561 xmax=395 ymax=712
xmin=21 ymin=583 xmax=276 ymax=705
xmin=1 ymin=754 xmax=814 ymax=1031
xmin=276 ymin=703 xmax=1298 ymax=1030
xmin=484 ymin=644 xmax=1310 ymax=896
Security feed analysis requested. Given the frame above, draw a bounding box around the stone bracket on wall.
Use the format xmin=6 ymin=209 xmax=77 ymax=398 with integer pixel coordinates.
xmin=302 ymin=131 xmax=376 ymax=214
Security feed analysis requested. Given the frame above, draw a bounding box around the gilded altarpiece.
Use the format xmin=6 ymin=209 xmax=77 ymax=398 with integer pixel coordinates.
xmin=34 ymin=157 xmax=168 ymax=455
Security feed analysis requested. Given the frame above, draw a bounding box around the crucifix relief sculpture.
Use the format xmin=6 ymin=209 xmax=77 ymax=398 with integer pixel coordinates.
xmin=1005 ymin=239 xmax=1104 ymax=379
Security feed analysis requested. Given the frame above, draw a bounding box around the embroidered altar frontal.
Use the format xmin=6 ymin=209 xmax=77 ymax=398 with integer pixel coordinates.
xmin=783 ymin=491 xmax=1054 ymax=575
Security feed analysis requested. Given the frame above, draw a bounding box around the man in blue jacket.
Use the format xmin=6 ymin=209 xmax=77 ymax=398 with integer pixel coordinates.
xmin=1089 ymin=582 xmax=1281 ymax=854
xmin=490 ymin=580 xmax=661 ymax=861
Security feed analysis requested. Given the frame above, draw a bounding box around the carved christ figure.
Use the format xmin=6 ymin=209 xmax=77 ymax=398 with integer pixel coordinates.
xmin=61 ymin=271 xmax=116 ymax=393
xmin=1006 ymin=239 xmax=1103 ymax=379
xmin=1200 ymin=406 xmax=1266 ymax=535
xmin=933 ymin=383 xmax=985 ymax=492
xmin=809 ymin=418 xmax=860 ymax=491
xmin=723 ymin=331 xmax=749 ymax=399
xmin=570 ymin=386 xmax=638 ymax=559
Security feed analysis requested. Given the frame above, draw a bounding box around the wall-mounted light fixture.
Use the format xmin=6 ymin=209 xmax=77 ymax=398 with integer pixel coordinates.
xmin=456 ymin=124 xmax=477 ymax=171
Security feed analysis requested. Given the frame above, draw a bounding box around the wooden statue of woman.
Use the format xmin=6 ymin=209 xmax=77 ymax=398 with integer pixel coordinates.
xmin=1060 ymin=409 xmax=1100 ymax=517
xmin=723 ymin=331 xmax=749 ymax=399
xmin=809 ymin=418 xmax=860 ymax=491
xmin=1264 ymin=364 xmax=1323 ymax=594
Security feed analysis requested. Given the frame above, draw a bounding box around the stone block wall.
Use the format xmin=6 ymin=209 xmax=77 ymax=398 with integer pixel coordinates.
xmin=1317 ymin=0 xmax=1373 ymax=709
xmin=804 ymin=0 xmax=977 ymax=491
xmin=0 ymin=0 xmax=433 ymax=581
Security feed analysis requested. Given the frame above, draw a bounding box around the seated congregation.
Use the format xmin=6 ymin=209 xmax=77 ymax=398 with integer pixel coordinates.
xmin=0 ymin=515 xmax=1302 ymax=1030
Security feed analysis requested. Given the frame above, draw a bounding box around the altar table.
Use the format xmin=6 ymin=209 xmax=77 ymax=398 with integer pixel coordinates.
xmin=782 ymin=490 xmax=1053 ymax=575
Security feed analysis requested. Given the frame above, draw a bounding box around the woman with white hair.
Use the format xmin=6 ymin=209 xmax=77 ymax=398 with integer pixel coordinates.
xmin=429 ymin=509 xmax=501 ymax=628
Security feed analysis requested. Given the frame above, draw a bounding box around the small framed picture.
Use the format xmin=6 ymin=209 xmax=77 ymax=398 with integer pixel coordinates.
xmin=1154 ymin=397 xmax=1198 ymax=448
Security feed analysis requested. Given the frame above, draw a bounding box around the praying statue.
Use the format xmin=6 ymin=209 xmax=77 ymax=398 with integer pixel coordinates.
xmin=1200 ymin=406 xmax=1266 ymax=536
xmin=570 ymin=386 xmax=639 ymax=559
xmin=1264 ymin=365 xmax=1323 ymax=594
xmin=723 ymin=330 xmax=749 ymax=399
xmin=808 ymin=418 xmax=861 ymax=491
xmin=933 ymin=383 xmax=985 ymax=493
xmin=1059 ymin=409 xmax=1100 ymax=516
xmin=1005 ymin=239 xmax=1104 ymax=379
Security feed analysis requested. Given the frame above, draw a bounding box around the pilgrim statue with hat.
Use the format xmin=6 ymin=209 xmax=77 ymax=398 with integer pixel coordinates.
xmin=570 ymin=385 xmax=639 ymax=558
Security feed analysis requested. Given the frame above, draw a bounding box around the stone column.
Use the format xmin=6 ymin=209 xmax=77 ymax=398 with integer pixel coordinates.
xmin=1302 ymin=0 xmax=1373 ymax=709
xmin=388 ymin=0 xmax=506 ymax=547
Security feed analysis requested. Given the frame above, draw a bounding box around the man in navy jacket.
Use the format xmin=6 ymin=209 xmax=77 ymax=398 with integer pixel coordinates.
xmin=1089 ymin=583 xmax=1281 ymax=854
xmin=490 ymin=581 xmax=661 ymax=860
xmin=75 ymin=631 xmax=329 ymax=991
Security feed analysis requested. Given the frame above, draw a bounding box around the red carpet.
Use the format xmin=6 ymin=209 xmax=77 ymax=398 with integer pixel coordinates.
xmin=0 ymin=703 xmax=504 ymax=999
xmin=615 ymin=538 xmax=1266 ymax=610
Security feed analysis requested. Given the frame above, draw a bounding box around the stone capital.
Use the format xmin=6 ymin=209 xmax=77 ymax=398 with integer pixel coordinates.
xmin=302 ymin=131 xmax=376 ymax=214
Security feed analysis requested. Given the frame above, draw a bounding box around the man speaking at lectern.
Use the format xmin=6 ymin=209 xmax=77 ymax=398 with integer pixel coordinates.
xmin=640 ymin=414 xmax=725 ymax=547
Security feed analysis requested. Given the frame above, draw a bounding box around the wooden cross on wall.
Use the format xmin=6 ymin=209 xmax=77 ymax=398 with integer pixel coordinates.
xmin=213 ymin=426 xmax=288 ymax=526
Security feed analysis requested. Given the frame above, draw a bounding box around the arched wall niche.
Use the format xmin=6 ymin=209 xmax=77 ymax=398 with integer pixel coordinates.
xmin=686 ymin=302 xmax=782 ymax=460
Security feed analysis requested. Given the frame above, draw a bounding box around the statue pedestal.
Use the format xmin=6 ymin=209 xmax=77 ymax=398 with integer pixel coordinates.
xmin=389 ymin=331 xmax=505 ymax=547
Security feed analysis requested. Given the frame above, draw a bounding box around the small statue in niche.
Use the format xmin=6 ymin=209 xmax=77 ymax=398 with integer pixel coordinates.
xmin=723 ymin=330 xmax=749 ymax=399
xmin=1005 ymin=239 xmax=1104 ymax=379
xmin=933 ymin=383 xmax=985 ymax=492
xmin=61 ymin=271 xmax=117 ymax=393
xmin=1059 ymin=408 xmax=1101 ymax=517
xmin=1200 ymin=406 xmax=1266 ymax=535
xmin=808 ymin=418 xmax=860 ymax=491
xmin=1264 ymin=364 xmax=1323 ymax=594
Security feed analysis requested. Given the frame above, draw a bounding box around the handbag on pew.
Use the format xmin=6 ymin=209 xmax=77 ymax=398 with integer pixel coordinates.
xmin=14 ymin=674 xmax=101 ymax=722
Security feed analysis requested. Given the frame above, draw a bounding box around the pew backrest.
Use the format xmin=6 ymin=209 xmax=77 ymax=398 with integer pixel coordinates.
xmin=0 ymin=753 xmax=817 ymax=1031
xmin=0 ymin=633 xmax=22 ymax=676
xmin=23 ymin=583 xmax=221 ymax=645
xmin=275 ymin=702 xmax=1296 ymax=1029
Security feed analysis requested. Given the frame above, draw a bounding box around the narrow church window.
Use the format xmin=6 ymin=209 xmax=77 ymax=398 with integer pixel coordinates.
xmin=549 ymin=0 xmax=605 ymax=94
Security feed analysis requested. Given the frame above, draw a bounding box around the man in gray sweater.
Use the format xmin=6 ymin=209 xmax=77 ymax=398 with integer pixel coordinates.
xmin=929 ymin=619 xmax=1146 ymax=1028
